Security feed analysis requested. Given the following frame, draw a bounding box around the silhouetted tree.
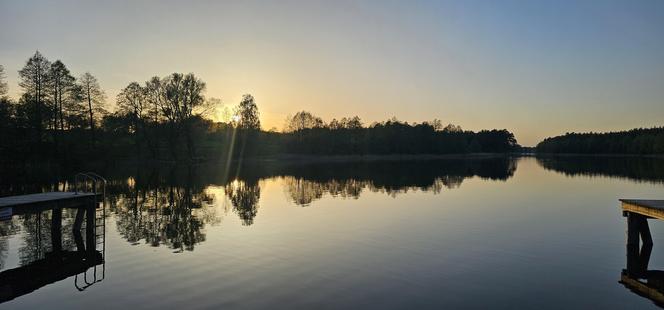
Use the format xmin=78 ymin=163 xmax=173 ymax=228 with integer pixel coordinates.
xmin=234 ymin=94 xmax=260 ymax=130
xmin=144 ymin=76 xmax=162 ymax=123
xmin=285 ymin=111 xmax=324 ymax=132
xmin=48 ymin=60 xmax=76 ymax=132
xmin=2 ymin=51 xmax=524 ymax=164
xmin=117 ymin=82 xmax=146 ymax=153
xmin=161 ymin=73 xmax=206 ymax=159
xmin=443 ymin=124 xmax=462 ymax=133
xmin=78 ymin=72 xmax=106 ymax=146
xmin=141 ymin=76 xmax=164 ymax=158
xmin=18 ymin=51 xmax=50 ymax=149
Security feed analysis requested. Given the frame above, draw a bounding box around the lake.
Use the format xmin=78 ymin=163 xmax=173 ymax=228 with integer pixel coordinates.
xmin=1 ymin=156 xmax=664 ymax=309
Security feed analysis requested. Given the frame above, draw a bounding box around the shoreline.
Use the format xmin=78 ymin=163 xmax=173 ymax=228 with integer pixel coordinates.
xmin=534 ymin=153 xmax=664 ymax=158
xmin=240 ymin=153 xmax=514 ymax=164
xmin=90 ymin=153 xmax=516 ymax=167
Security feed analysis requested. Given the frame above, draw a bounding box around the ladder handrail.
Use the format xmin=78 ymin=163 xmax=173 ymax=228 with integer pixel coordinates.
xmin=74 ymin=172 xmax=107 ymax=194
xmin=72 ymin=171 xmax=107 ymax=291
xmin=74 ymin=173 xmax=95 ymax=194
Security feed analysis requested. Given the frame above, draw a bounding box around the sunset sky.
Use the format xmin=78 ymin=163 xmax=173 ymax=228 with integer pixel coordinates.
xmin=1 ymin=0 xmax=663 ymax=145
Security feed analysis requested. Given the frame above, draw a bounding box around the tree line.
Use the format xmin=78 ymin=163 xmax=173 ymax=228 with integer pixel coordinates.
xmin=536 ymin=127 xmax=664 ymax=154
xmin=280 ymin=111 xmax=519 ymax=155
xmin=1 ymin=52 xmax=106 ymax=162
xmin=1 ymin=51 xmax=520 ymax=165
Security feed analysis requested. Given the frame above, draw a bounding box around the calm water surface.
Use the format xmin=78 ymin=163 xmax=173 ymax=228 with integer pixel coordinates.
xmin=1 ymin=156 xmax=664 ymax=309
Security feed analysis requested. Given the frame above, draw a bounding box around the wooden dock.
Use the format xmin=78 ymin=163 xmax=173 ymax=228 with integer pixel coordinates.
xmin=0 ymin=191 xmax=105 ymax=302
xmin=619 ymin=199 xmax=664 ymax=307
xmin=620 ymin=199 xmax=664 ymax=220
xmin=0 ymin=192 xmax=101 ymax=218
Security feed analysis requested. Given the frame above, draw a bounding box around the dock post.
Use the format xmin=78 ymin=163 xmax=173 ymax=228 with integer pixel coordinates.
xmin=73 ymin=208 xmax=85 ymax=252
xmin=51 ymin=208 xmax=62 ymax=253
xmin=625 ymin=212 xmax=654 ymax=278
xmin=639 ymin=216 xmax=653 ymax=245
xmin=627 ymin=213 xmax=641 ymax=247
xmin=627 ymin=212 xmax=652 ymax=246
xmin=85 ymin=203 xmax=95 ymax=253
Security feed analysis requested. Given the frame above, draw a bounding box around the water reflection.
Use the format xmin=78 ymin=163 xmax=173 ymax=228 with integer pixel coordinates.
xmin=225 ymin=180 xmax=260 ymax=225
xmin=0 ymin=201 xmax=104 ymax=303
xmin=279 ymin=158 xmax=517 ymax=206
xmin=109 ymin=167 xmax=219 ymax=252
xmin=537 ymin=156 xmax=664 ymax=183
xmin=3 ymin=157 xmax=520 ymax=252
xmin=3 ymin=157 xmax=664 ymax=308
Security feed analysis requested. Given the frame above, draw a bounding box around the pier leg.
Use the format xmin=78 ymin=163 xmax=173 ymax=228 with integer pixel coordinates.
xmin=625 ymin=212 xmax=654 ymax=279
xmin=627 ymin=213 xmax=642 ymax=247
xmin=85 ymin=204 xmax=95 ymax=253
xmin=639 ymin=216 xmax=653 ymax=245
xmin=639 ymin=242 xmax=653 ymax=274
xmin=51 ymin=208 xmax=62 ymax=253
xmin=73 ymin=208 xmax=86 ymax=252
xmin=627 ymin=213 xmax=652 ymax=246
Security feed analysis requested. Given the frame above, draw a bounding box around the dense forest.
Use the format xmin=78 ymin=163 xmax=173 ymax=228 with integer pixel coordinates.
xmin=0 ymin=52 xmax=521 ymax=165
xmin=536 ymin=156 xmax=664 ymax=184
xmin=536 ymin=127 xmax=664 ymax=154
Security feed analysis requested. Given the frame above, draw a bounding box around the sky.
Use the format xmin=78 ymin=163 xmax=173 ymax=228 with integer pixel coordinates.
xmin=1 ymin=0 xmax=663 ymax=146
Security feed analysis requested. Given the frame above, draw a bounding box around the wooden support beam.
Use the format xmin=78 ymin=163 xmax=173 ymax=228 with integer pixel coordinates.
xmin=51 ymin=208 xmax=62 ymax=253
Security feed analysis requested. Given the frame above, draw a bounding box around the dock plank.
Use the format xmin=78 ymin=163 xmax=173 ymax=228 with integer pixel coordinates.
xmin=0 ymin=192 xmax=100 ymax=208
xmin=620 ymin=199 xmax=664 ymax=220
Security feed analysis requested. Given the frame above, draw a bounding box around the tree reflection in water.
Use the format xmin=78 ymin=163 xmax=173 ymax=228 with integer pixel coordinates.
xmin=281 ymin=158 xmax=516 ymax=206
xmin=224 ymin=180 xmax=260 ymax=226
xmin=1 ymin=157 xmax=519 ymax=255
xmin=0 ymin=209 xmax=83 ymax=269
xmin=110 ymin=167 xmax=219 ymax=252
xmin=536 ymin=156 xmax=664 ymax=184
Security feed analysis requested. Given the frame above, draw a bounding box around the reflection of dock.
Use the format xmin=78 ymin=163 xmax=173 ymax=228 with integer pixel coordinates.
xmin=620 ymin=199 xmax=664 ymax=308
xmin=0 ymin=191 xmax=105 ymax=303
xmin=0 ymin=251 xmax=103 ymax=302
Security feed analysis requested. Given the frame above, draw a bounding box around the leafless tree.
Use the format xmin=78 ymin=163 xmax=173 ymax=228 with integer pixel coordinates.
xmin=18 ymin=51 xmax=51 ymax=145
xmin=78 ymin=72 xmax=106 ymax=145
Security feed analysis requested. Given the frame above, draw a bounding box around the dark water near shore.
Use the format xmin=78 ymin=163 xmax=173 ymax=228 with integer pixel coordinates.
xmin=2 ymin=156 xmax=664 ymax=309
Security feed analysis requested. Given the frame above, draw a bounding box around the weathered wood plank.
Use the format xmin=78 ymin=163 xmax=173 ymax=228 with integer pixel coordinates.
xmin=0 ymin=192 xmax=99 ymax=208
xmin=621 ymin=199 xmax=664 ymax=220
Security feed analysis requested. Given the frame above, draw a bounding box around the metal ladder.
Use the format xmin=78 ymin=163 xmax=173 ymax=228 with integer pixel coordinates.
xmin=73 ymin=172 xmax=107 ymax=291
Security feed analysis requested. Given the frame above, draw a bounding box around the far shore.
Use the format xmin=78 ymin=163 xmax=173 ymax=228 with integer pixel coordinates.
xmin=533 ymin=153 xmax=664 ymax=158
xmin=120 ymin=153 xmax=518 ymax=166
xmin=119 ymin=152 xmax=664 ymax=166
xmin=240 ymin=153 xmax=514 ymax=163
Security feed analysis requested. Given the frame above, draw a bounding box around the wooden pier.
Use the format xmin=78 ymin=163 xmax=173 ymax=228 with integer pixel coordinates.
xmin=0 ymin=192 xmax=100 ymax=215
xmin=621 ymin=199 xmax=664 ymax=220
xmin=619 ymin=199 xmax=664 ymax=307
xmin=0 ymin=191 xmax=105 ymax=303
